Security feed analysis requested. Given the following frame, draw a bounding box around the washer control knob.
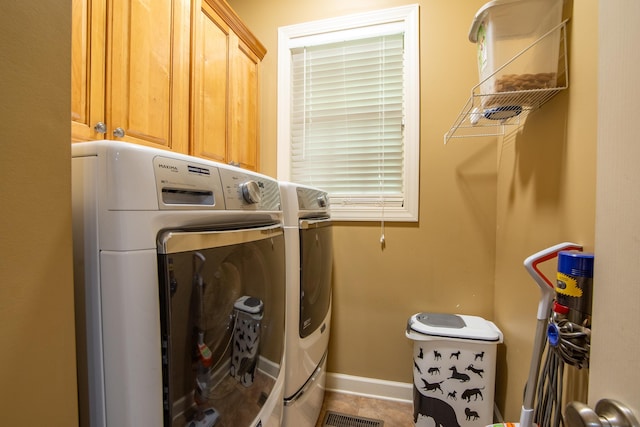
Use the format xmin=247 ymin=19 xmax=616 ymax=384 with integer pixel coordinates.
xmin=240 ymin=180 xmax=261 ymax=204
xmin=317 ymin=195 xmax=327 ymax=208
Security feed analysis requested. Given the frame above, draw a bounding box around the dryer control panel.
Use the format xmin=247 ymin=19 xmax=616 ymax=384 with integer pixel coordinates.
xmin=296 ymin=186 xmax=330 ymax=213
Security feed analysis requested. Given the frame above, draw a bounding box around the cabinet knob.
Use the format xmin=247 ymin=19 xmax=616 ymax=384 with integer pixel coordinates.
xmin=566 ymin=399 xmax=639 ymax=427
xmin=94 ymin=122 xmax=107 ymax=134
xmin=113 ymin=127 xmax=126 ymax=138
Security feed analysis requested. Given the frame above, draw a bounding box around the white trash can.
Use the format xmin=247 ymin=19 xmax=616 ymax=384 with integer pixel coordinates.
xmin=406 ymin=313 xmax=503 ymax=427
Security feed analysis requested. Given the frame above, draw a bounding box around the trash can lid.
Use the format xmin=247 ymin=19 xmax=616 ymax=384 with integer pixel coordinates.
xmin=234 ymin=295 xmax=264 ymax=314
xmin=407 ymin=312 xmax=503 ymax=342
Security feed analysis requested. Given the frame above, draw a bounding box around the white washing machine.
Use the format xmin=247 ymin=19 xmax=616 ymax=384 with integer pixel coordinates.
xmin=279 ymin=182 xmax=333 ymax=427
xmin=72 ymin=140 xmax=286 ymax=427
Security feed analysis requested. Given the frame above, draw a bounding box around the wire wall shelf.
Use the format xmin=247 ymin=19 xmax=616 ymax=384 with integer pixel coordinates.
xmin=444 ymin=20 xmax=569 ymax=144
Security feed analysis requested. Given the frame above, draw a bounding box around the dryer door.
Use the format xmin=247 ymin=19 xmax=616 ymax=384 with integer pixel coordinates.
xmin=157 ymin=224 xmax=285 ymax=427
xmin=299 ymin=218 xmax=333 ymax=338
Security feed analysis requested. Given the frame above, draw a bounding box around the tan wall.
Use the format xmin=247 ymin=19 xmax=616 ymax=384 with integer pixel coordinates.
xmin=0 ymin=2 xmax=78 ymax=425
xmin=0 ymin=0 xmax=602 ymax=423
xmin=590 ymin=1 xmax=640 ymax=414
xmin=228 ymin=0 xmax=496 ymax=387
xmin=493 ymin=0 xmax=598 ymax=419
xmin=229 ymin=0 xmax=598 ymax=420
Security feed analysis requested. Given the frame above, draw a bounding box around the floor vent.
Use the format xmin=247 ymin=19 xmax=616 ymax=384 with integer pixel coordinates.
xmin=322 ymin=411 xmax=384 ymax=427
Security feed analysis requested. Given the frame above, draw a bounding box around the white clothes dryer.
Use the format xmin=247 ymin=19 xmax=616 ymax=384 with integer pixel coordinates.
xmin=279 ymin=182 xmax=333 ymax=427
xmin=72 ymin=140 xmax=286 ymax=427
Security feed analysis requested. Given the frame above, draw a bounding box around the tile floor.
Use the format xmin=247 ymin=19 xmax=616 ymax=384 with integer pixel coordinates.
xmin=315 ymin=391 xmax=415 ymax=426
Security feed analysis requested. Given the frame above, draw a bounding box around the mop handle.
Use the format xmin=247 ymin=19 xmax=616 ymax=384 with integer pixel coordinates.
xmin=520 ymin=242 xmax=582 ymax=427
xmin=523 ymin=242 xmax=582 ymax=320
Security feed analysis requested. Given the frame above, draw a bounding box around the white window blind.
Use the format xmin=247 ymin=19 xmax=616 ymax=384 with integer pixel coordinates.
xmin=278 ymin=5 xmax=420 ymax=221
xmin=290 ymin=34 xmax=405 ymax=207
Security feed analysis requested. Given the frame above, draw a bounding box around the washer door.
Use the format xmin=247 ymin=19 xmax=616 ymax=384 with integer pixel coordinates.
xmin=157 ymin=224 xmax=285 ymax=427
xmin=299 ymin=219 xmax=333 ymax=338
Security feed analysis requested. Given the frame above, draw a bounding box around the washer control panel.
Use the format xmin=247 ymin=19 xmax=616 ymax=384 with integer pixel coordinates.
xmin=153 ymin=155 xmax=280 ymax=211
xmin=153 ymin=156 xmax=225 ymax=210
xmin=218 ymin=168 xmax=281 ymax=211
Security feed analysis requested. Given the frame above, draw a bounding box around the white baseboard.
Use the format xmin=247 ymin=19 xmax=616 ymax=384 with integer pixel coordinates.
xmin=325 ymin=373 xmax=503 ymax=422
xmin=325 ymin=372 xmax=413 ymax=403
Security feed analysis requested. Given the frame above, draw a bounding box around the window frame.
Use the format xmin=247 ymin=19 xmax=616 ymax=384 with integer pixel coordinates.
xmin=277 ymin=4 xmax=420 ymax=222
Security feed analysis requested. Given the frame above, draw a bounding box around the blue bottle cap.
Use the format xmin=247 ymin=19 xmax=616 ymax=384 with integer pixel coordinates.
xmin=557 ymin=251 xmax=594 ymax=278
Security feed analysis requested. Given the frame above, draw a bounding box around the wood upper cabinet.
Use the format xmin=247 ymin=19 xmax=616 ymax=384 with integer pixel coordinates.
xmin=192 ymin=0 xmax=266 ymax=171
xmin=228 ymin=35 xmax=261 ymax=171
xmin=71 ymin=0 xmax=106 ymax=142
xmin=71 ymin=0 xmax=190 ymax=153
xmin=191 ymin=5 xmax=229 ymax=164
xmin=72 ymin=0 xmax=264 ymax=170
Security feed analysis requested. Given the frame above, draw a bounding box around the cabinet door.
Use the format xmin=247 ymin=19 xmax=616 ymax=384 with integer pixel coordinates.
xmin=191 ymin=1 xmax=229 ymax=163
xmin=71 ymin=0 xmax=106 ymax=141
xmin=228 ymin=34 xmax=260 ymax=171
xmin=107 ymin=0 xmax=190 ymax=153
